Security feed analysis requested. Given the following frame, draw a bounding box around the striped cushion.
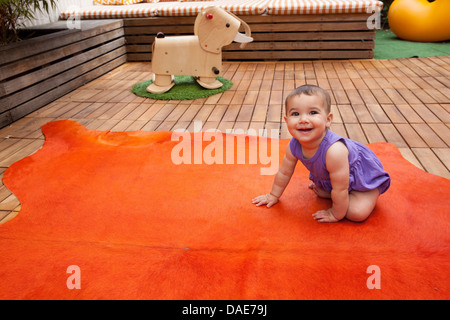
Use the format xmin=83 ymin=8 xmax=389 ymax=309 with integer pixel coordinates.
xmin=93 ymin=0 xmax=146 ymax=5
xmin=267 ymin=0 xmax=383 ymax=15
xmin=160 ymin=0 xmax=259 ymax=1
xmin=60 ymin=0 xmax=383 ymax=19
xmin=60 ymin=0 xmax=268 ymax=19
xmin=153 ymin=0 xmax=270 ymax=16
xmin=60 ymin=3 xmax=159 ymax=19
xmin=93 ymin=0 xmax=159 ymax=4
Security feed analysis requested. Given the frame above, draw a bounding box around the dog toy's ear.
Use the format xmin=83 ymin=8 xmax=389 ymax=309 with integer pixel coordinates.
xmin=226 ymin=10 xmax=253 ymax=49
xmin=195 ymin=6 xmax=245 ymax=54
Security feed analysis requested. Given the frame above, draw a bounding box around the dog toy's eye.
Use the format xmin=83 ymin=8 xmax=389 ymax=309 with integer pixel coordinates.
xmin=226 ymin=23 xmax=230 ymax=28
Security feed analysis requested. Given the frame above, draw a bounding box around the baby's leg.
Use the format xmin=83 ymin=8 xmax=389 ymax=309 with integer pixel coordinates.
xmin=308 ymin=183 xmax=331 ymax=199
xmin=346 ymin=189 xmax=380 ymax=222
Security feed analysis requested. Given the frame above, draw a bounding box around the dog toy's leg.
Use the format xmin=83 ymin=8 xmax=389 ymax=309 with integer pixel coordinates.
xmin=196 ymin=77 xmax=223 ymax=89
xmin=146 ymin=74 xmax=175 ymax=94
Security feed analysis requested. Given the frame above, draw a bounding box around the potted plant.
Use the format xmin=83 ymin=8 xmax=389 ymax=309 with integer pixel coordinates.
xmin=0 ymin=0 xmax=56 ymax=45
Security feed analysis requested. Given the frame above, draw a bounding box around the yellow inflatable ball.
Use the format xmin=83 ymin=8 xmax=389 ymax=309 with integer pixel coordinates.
xmin=388 ymin=0 xmax=450 ymax=42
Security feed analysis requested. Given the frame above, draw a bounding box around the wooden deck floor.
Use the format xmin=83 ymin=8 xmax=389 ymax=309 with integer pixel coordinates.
xmin=1 ymin=58 xmax=449 ymax=223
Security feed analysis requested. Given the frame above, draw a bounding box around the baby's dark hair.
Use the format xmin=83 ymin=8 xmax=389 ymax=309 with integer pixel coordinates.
xmin=285 ymin=85 xmax=331 ymax=114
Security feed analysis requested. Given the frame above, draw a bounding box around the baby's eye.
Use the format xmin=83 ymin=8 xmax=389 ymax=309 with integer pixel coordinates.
xmin=309 ymin=110 xmax=319 ymax=115
xmin=290 ymin=112 xmax=300 ymax=116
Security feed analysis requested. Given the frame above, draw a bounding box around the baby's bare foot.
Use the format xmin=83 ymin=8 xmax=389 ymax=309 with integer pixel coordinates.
xmin=309 ymin=183 xmax=331 ymax=199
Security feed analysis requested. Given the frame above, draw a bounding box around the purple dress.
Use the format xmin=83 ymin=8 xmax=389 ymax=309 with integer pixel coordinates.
xmin=290 ymin=130 xmax=390 ymax=194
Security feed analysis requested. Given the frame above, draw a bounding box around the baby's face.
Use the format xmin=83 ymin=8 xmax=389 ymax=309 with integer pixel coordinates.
xmin=284 ymin=94 xmax=332 ymax=145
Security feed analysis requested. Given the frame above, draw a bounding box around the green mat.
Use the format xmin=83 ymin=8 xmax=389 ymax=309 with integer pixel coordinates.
xmin=132 ymin=76 xmax=233 ymax=100
xmin=374 ymin=30 xmax=450 ymax=59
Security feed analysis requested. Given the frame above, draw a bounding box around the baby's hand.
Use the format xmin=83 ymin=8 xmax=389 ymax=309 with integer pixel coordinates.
xmin=312 ymin=208 xmax=339 ymax=223
xmin=252 ymin=194 xmax=279 ymax=208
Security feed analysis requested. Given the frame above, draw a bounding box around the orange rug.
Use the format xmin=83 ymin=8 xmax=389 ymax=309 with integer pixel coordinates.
xmin=1 ymin=120 xmax=449 ymax=299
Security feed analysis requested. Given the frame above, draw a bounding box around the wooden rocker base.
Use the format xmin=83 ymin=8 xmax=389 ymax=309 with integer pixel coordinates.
xmin=146 ymin=74 xmax=175 ymax=94
xmin=146 ymin=82 xmax=175 ymax=94
xmin=196 ymin=77 xmax=223 ymax=90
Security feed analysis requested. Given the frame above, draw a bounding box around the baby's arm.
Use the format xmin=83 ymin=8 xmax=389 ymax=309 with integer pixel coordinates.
xmin=252 ymin=142 xmax=298 ymax=207
xmin=313 ymin=142 xmax=349 ymax=222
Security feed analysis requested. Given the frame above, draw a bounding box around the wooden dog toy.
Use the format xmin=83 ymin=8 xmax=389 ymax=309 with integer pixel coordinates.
xmin=147 ymin=6 xmax=253 ymax=94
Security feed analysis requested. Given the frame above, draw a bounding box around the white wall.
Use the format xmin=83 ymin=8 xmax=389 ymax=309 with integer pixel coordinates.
xmin=23 ymin=0 xmax=93 ymax=27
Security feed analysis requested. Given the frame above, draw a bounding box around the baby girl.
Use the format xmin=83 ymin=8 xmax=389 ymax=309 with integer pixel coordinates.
xmin=252 ymin=85 xmax=390 ymax=222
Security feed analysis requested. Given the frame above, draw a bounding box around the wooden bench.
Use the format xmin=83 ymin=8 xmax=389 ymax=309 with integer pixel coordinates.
xmin=125 ymin=13 xmax=377 ymax=61
xmin=61 ymin=0 xmax=383 ymax=61
xmin=0 ymin=20 xmax=126 ymax=128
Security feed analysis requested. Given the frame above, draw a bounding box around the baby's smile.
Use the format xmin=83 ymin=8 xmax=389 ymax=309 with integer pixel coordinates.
xmin=297 ymin=127 xmax=313 ymax=133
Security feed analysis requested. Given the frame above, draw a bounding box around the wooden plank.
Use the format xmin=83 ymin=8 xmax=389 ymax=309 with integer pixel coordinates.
xmin=128 ymin=50 xmax=375 ymax=62
xmin=0 ymin=20 xmax=123 ymax=65
xmin=0 ymin=29 xmax=77 ymax=65
xmin=345 ymin=123 xmax=368 ymax=144
xmin=245 ymin=13 xmax=373 ymax=23
xmin=332 ymin=90 xmax=350 ymax=104
xmin=9 ymin=54 xmax=126 ymax=122
xmin=365 ymin=104 xmax=391 ymax=123
xmin=127 ymin=40 xmax=374 ymax=53
xmin=217 ymin=121 xmax=235 ymax=133
xmin=330 ymin=123 xmax=347 ymax=138
xmin=0 ymin=28 xmax=125 ymax=83
xmin=345 ymin=89 xmax=364 ymax=105
xmin=251 ymin=105 xmax=268 ymax=122
xmin=0 ymin=211 xmax=17 ymax=224
xmin=123 ymin=102 xmax=155 ymax=121
xmin=236 ymin=104 xmax=255 ymax=122
xmin=380 ymin=104 xmax=407 ymax=123
xmin=429 ymin=123 xmax=450 ymax=146
xmin=378 ymin=123 xmax=408 ymax=148
xmin=395 ymin=123 xmax=427 ymax=148
xmin=1 ymin=46 xmax=127 ymax=113
xmin=433 ymin=148 xmax=450 ymax=172
xmin=339 ymin=105 xmax=358 ymax=123
xmin=0 ymin=139 xmax=43 ymax=167
xmin=249 ymin=31 xmax=375 ymax=41
xmin=382 ymin=89 xmax=407 ymax=105
xmin=124 ymin=25 xmax=194 ymax=35
xmin=361 ymin=123 xmax=386 ymax=143
xmin=412 ymin=148 xmax=450 ymax=179
xmin=0 ymin=194 xmax=20 ymax=211
xmin=1 ymin=37 xmax=125 ymax=98
xmin=427 ymin=104 xmax=450 ymax=123
xmin=223 ymin=50 xmax=374 ymax=61
xmin=176 ymin=103 xmax=201 ymax=123
xmin=395 ymin=104 xmax=424 ymax=124
xmin=398 ymin=147 xmax=423 ymax=170
xmin=351 ymin=104 xmax=373 ymax=123
xmin=410 ymin=104 xmax=442 ymax=123
xmin=243 ymin=21 xmax=372 ymax=32
xmin=411 ymin=123 xmax=447 ymax=148
xmin=222 ymin=104 xmax=241 ymax=122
